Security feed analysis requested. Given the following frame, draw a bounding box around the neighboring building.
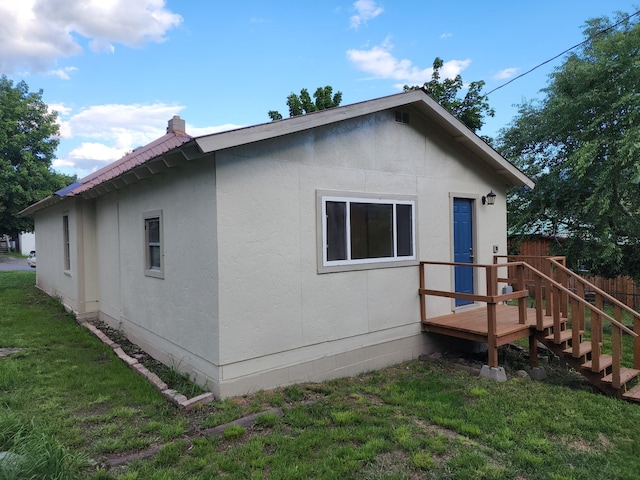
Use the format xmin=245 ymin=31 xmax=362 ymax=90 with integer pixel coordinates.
xmin=19 ymin=232 xmax=35 ymax=255
xmin=21 ymin=90 xmax=533 ymax=398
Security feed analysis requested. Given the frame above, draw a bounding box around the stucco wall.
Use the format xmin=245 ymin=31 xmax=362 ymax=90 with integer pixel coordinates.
xmin=94 ymin=158 xmax=221 ymax=386
xmin=95 ymin=192 xmax=121 ymax=322
xmin=33 ymin=199 xmax=80 ymax=312
xmin=213 ymin=108 xmax=509 ymax=395
xmin=78 ymin=200 xmax=99 ymax=317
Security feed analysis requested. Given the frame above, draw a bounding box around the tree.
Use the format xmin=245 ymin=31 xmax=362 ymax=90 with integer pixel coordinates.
xmin=404 ymin=57 xmax=495 ymax=133
xmin=268 ymin=86 xmax=343 ymax=120
xmin=0 ymin=76 xmax=74 ymax=238
xmin=498 ymin=13 xmax=640 ymax=278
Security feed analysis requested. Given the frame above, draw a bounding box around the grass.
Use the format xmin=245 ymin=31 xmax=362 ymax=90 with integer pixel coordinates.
xmin=0 ymin=410 xmax=87 ymax=479
xmin=0 ymin=251 xmax=27 ymax=259
xmin=3 ymin=269 xmax=640 ymax=478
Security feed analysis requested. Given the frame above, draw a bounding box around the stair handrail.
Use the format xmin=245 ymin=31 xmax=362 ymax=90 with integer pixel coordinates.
xmin=520 ymin=261 xmax=640 ymax=388
xmin=494 ymin=255 xmax=569 ymax=318
xmin=497 ymin=255 xmax=640 ymax=331
xmin=515 ymin=262 xmax=636 ymax=337
xmin=547 ymin=258 xmax=640 ymax=326
xmin=547 ymin=258 xmax=640 ymax=374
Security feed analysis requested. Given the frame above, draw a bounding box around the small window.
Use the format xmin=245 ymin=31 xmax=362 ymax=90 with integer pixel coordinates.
xmin=394 ymin=111 xmax=410 ymax=124
xmin=144 ymin=211 xmax=163 ymax=278
xmin=63 ymin=214 xmax=70 ymax=271
xmin=320 ymin=193 xmax=416 ymax=271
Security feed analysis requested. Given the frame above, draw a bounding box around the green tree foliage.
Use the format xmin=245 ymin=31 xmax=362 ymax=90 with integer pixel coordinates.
xmin=268 ymin=86 xmax=343 ymax=121
xmin=498 ymin=13 xmax=640 ymax=277
xmin=404 ymin=57 xmax=495 ymax=133
xmin=0 ymin=76 xmax=74 ymax=237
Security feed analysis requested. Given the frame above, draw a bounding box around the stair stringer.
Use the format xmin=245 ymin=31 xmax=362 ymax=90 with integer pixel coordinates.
xmin=512 ymin=259 xmax=640 ymax=400
xmin=535 ymin=331 xmax=622 ymax=398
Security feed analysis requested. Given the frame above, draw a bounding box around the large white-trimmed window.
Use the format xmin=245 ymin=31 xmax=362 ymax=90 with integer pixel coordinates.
xmin=319 ymin=192 xmax=417 ymax=272
xmin=62 ymin=214 xmax=71 ymax=272
xmin=143 ymin=210 xmax=164 ymax=278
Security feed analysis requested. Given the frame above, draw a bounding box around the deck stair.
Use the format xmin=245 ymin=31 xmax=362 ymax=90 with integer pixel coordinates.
xmin=0 ymin=234 xmax=9 ymax=254
xmin=419 ymin=256 xmax=640 ymax=402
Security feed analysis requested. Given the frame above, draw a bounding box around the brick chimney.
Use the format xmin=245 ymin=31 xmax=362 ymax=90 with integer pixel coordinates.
xmin=167 ymin=115 xmax=186 ymax=134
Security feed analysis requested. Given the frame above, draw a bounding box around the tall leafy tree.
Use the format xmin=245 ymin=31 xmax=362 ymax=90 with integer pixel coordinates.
xmin=498 ymin=13 xmax=640 ymax=277
xmin=268 ymin=86 xmax=343 ymax=120
xmin=404 ymin=57 xmax=495 ymax=134
xmin=0 ymin=76 xmax=73 ymax=238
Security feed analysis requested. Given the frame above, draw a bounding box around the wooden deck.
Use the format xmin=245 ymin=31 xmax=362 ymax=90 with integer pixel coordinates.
xmin=419 ymin=259 xmax=640 ymax=401
xmin=422 ymin=304 xmax=553 ymax=347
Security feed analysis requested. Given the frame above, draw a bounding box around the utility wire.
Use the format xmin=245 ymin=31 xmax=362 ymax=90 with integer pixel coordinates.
xmin=484 ymin=9 xmax=640 ymax=97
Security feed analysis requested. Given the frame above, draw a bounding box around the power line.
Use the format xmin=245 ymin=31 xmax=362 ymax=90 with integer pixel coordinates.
xmin=484 ymin=10 xmax=640 ymax=97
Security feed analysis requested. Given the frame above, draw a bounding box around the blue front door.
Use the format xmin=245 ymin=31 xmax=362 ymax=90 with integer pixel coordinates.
xmin=453 ymin=198 xmax=474 ymax=307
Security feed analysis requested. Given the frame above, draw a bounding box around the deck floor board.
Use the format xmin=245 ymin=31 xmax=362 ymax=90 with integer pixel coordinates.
xmin=422 ymin=305 xmax=548 ymax=344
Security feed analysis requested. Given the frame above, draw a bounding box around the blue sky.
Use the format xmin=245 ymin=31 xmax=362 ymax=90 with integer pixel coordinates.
xmin=1 ymin=0 xmax=637 ymax=178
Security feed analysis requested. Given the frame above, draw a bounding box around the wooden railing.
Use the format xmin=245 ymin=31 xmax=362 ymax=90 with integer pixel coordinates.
xmin=419 ymin=261 xmax=529 ymax=367
xmin=494 ymin=255 xmax=569 ymax=317
xmin=495 ymin=255 xmax=640 ymax=388
xmin=546 ymin=258 xmax=640 ymax=373
xmin=420 ymin=258 xmax=639 ymax=389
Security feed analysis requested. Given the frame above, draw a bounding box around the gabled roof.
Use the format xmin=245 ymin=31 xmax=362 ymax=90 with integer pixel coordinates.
xmin=21 ymin=90 xmax=533 ymax=216
xmin=71 ymin=131 xmax=193 ymax=196
xmin=21 ymin=129 xmax=196 ymax=215
xmin=195 ymin=89 xmax=534 ymax=189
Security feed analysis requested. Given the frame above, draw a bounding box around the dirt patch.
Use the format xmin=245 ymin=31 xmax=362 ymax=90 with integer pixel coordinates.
xmin=0 ymin=348 xmax=26 ymax=358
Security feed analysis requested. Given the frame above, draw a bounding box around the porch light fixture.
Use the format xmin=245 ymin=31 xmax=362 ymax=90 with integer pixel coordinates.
xmin=482 ymin=190 xmax=496 ymax=206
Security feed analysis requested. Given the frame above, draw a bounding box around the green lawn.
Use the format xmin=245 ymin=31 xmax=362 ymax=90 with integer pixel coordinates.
xmin=2 ymin=270 xmax=640 ymax=479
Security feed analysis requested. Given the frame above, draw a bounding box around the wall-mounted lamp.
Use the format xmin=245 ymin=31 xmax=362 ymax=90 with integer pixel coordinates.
xmin=482 ymin=190 xmax=496 ymax=206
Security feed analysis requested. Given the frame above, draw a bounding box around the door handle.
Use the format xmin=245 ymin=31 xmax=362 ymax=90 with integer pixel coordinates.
xmin=469 ymin=247 xmax=474 ymax=261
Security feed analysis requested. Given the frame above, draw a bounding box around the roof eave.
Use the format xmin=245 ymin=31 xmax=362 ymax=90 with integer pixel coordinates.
xmin=76 ymin=139 xmax=203 ymax=199
xmin=20 ymin=194 xmax=64 ymax=216
xmin=20 ymin=138 xmax=203 ymax=216
xmin=412 ymin=93 xmax=534 ymax=189
xmin=195 ymin=90 xmax=534 ymax=189
xmin=195 ymin=91 xmax=428 ymax=153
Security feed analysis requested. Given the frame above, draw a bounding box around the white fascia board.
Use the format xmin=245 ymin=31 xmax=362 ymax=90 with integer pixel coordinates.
xmin=20 ymin=195 xmax=63 ymax=216
xmin=195 ymin=89 xmax=534 ymax=189
xmin=194 ymin=91 xmax=427 ymax=154
xmin=413 ymin=94 xmax=535 ymax=189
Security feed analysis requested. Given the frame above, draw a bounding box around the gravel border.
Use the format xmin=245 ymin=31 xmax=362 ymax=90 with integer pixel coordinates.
xmin=77 ymin=319 xmax=216 ymax=410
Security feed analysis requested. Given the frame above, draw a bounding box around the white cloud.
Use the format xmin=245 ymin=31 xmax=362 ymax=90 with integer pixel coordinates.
xmin=66 ymin=103 xmax=180 ymax=141
xmin=66 ymin=142 xmax=125 ymax=162
xmin=54 ymin=102 xmax=184 ymax=175
xmin=88 ymin=39 xmax=116 ymax=54
xmin=51 ymin=158 xmax=76 ymax=168
xmin=438 ymin=59 xmax=472 ymax=79
xmin=347 ymin=38 xmax=471 ymax=86
xmin=48 ymin=66 xmax=78 ymax=80
xmin=52 ymin=103 xmax=242 ymax=177
xmin=440 ymin=33 xmax=453 ymax=39
xmin=0 ymin=0 xmax=182 ymax=75
xmin=57 ymin=120 xmax=73 ymax=140
xmin=493 ymin=67 xmax=518 ymax=80
xmin=49 ymin=103 xmax=73 ymax=116
xmin=350 ymin=0 xmax=383 ymax=30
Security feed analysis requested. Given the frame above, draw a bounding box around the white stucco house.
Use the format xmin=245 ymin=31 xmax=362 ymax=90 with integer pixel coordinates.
xmin=21 ymin=90 xmax=533 ymax=398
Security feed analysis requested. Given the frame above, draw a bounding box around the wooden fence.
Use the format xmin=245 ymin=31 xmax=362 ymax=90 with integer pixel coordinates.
xmin=509 ymin=236 xmax=640 ymax=309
